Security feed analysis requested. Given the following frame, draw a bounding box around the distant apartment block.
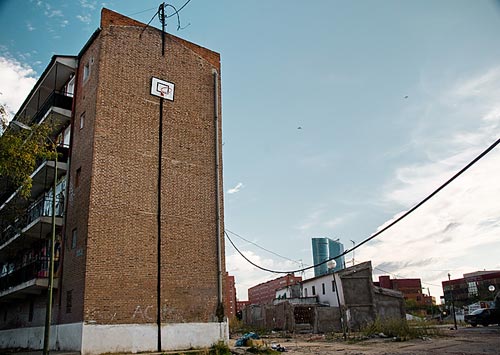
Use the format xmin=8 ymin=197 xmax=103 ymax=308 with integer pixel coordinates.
xmin=225 ymin=273 xmax=237 ymax=318
xmin=248 ymin=274 xmax=302 ymax=305
xmin=442 ymin=270 xmax=500 ymax=308
xmin=374 ymin=276 xmax=434 ymax=306
xmin=0 ymin=8 xmax=226 ymax=354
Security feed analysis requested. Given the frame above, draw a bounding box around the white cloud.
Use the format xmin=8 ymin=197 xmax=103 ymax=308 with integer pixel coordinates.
xmin=80 ymin=0 xmax=98 ymax=10
xmin=0 ymin=57 xmax=37 ymax=118
xmin=46 ymin=9 xmax=63 ymax=18
xmin=358 ymin=67 xmax=500 ymax=301
xmin=26 ymin=22 xmax=35 ymax=31
xmin=296 ymin=207 xmax=352 ymax=234
xmin=76 ymin=14 xmax=92 ymax=24
xmin=227 ymin=182 xmax=244 ymax=194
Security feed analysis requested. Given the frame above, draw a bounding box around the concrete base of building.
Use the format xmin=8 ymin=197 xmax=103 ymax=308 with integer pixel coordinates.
xmin=0 ymin=321 xmax=229 ymax=354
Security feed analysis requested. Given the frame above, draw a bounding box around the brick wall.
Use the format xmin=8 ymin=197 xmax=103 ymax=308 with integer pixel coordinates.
xmin=72 ymin=9 xmax=225 ymax=325
xmin=57 ymin=30 xmax=102 ymax=325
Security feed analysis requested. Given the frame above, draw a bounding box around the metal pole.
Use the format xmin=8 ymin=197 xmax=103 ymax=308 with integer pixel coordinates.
xmin=448 ymin=273 xmax=457 ymax=330
xmin=43 ymin=145 xmax=57 ymax=355
xmin=160 ymin=3 xmax=165 ymax=56
xmin=157 ymin=98 xmax=163 ymax=352
xmin=332 ymin=273 xmax=346 ymax=340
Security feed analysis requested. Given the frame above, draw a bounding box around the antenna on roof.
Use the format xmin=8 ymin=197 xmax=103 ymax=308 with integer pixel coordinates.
xmin=139 ymin=2 xmax=190 ymax=56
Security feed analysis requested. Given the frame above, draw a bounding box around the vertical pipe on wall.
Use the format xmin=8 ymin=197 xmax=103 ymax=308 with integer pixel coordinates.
xmin=213 ymin=70 xmax=224 ymax=322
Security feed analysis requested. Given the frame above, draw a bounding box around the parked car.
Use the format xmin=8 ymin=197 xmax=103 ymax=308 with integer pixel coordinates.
xmin=464 ymin=308 xmax=500 ymax=327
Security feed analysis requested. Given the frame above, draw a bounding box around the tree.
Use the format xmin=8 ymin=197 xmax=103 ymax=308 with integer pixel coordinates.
xmin=0 ymin=103 xmax=56 ymax=198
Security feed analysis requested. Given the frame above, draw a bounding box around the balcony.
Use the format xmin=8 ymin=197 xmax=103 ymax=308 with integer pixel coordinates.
xmin=13 ymin=56 xmax=76 ymax=129
xmin=0 ymin=195 xmax=64 ymax=259
xmin=32 ymin=90 xmax=73 ymax=127
xmin=0 ymin=259 xmax=58 ymax=301
xmin=0 ymin=145 xmax=68 ymax=211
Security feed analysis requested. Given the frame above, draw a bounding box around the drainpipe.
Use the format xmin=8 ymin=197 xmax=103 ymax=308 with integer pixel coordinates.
xmin=213 ymin=69 xmax=224 ymax=322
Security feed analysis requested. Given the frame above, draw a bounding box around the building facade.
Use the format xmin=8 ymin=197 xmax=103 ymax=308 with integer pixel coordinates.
xmin=374 ymin=276 xmax=434 ymax=307
xmin=442 ymin=271 xmax=500 ymax=308
xmin=0 ymin=8 xmax=227 ymax=354
xmin=248 ymin=274 xmax=302 ymax=305
xmin=224 ymin=273 xmax=237 ymax=318
xmin=245 ymin=262 xmax=405 ymax=333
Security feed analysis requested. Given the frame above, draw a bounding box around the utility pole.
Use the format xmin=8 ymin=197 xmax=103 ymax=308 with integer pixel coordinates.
xmin=448 ymin=273 xmax=457 ymax=330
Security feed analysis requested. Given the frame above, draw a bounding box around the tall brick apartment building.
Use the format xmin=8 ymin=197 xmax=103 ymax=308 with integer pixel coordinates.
xmin=0 ymin=8 xmax=227 ymax=354
xmin=248 ymin=274 xmax=302 ymax=305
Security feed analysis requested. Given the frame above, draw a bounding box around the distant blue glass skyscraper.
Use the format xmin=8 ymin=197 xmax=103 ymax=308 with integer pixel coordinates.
xmin=312 ymin=237 xmax=345 ymax=277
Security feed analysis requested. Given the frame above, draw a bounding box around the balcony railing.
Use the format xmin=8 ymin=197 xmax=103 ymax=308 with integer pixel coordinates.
xmin=0 ymin=194 xmax=64 ymax=247
xmin=31 ymin=91 xmax=73 ymax=125
xmin=0 ymin=259 xmax=50 ymax=293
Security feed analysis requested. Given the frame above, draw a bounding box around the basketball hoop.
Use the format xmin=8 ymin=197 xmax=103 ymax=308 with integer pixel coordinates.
xmin=151 ymin=77 xmax=175 ymax=101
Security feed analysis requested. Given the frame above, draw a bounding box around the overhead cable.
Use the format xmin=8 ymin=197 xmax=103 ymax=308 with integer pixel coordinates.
xmin=226 ymin=229 xmax=306 ymax=266
xmin=226 ymin=137 xmax=500 ymax=274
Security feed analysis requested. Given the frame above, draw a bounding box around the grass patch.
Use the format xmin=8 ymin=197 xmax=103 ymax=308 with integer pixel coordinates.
xmin=361 ymin=318 xmax=442 ymax=341
xmin=209 ymin=341 xmax=231 ymax=355
xmin=246 ymin=347 xmax=279 ymax=355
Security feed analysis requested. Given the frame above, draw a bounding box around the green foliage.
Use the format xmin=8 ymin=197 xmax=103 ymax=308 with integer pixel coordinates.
xmin=209 ymin=341 xmax=231 ymax=355
xmin=246 ymin=347 xmax=279 ymax=355
xmin=0 ymin=116 xmax=57 ymax=198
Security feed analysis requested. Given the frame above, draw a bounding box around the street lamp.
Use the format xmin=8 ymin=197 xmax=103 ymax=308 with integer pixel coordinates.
xmin=11 ymin=120 xmax=57 ymax=355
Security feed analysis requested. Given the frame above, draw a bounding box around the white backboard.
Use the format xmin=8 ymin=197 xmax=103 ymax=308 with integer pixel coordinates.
xmin=151 ymin=77 xmax=175 ymax=101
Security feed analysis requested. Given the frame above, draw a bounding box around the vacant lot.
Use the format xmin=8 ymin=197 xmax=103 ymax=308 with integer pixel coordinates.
xmin=231 ymin=326 xmax=500 ymax=355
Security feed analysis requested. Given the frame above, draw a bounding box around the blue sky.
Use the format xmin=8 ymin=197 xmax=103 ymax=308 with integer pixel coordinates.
xmin=1 ymin=0 xmax=500 ymax=302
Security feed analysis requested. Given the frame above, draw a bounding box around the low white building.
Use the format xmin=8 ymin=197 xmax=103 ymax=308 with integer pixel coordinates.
xmin=301 ymin=272 xmax=344 ymax=307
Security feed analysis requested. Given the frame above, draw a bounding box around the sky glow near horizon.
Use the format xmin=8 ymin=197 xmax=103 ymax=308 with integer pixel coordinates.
xmin=1 ymin=0 xmax=499 ymax=303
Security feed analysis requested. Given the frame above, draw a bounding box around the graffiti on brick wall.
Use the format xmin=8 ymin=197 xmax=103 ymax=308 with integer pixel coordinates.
xmin=132 ymin=305 xmax=154 ymax=321
xmin=86 ymin=308 xmax=117 ymax=322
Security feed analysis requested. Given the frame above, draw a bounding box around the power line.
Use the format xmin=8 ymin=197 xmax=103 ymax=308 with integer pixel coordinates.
xmin=166 ymin=0 xmax=192 ymax=18
xmin=226 ymin=137 xmax=500 ymax=274
xmin=128 ymin=6 xmax=158 ymax=16
xmin=226 ymin=229 xmax=306 ymax=266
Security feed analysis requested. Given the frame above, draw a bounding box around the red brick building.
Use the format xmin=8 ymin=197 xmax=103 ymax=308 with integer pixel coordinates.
xmin=375 ymin=276 xmax=434 ymax=306
xmin=0 ymin=8 xmax=226 ymax=354
xmin=442 ymin=270 xmax=500 ymax=308
xmin=237 ymin=300 xmax=250 ymax=313
xmin=248 ymin=274 xmax=302 ymax=305
xmin=225 ymin=273 xmax=237 ymax=318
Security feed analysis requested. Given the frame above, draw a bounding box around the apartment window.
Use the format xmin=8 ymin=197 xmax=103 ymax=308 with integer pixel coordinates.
xmin=66 ymin=290 xmax=73 ymax=314
xmin=71 ymin=228 xmax=77 ymax=249
xmin=332 ymin=280 xmax=336 ymax=292
xmin=304 ymin=288 xmax=308 ymax=297
xmin=322 ymin=283 xmax=326 ymax=295
xmin=312 ymin=286 xmax=316 ymax=296
xmin=83 ymin=62 xmax=90 ymax=82
xmin=28 ymin=300 xmax=34 ymax=322
xmin=75 ymin=168 xmax=81 ymax=188
xmin=468 ymin=281 xmax=478 ymax=297
xmin=80 ymin=112 xmax=85 ymax=129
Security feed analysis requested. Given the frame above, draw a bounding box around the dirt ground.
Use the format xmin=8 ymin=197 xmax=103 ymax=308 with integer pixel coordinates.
xmin=231 ymin=325 xmax=500 ymax=355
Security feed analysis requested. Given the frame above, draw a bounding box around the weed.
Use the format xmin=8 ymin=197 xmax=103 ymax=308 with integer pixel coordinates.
xmin=361 ymin=318 xmax=442 ymax=341
xmin=209 ymin=341 xmax=231 ymax=355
